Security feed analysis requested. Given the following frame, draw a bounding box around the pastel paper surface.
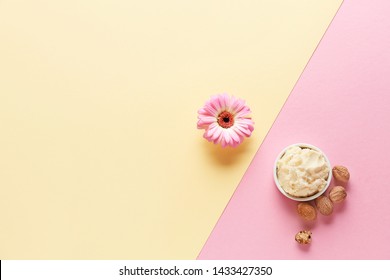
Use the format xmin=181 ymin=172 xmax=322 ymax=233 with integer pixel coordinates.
xmin=198 ymin=0 xmax=390 ymax=259
xmin=0 ymin=0 xmax=341 ymax=258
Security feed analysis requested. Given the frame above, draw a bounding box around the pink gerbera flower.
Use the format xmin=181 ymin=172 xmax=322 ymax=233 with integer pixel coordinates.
xmin=197 ymin=94 xmax=254 ymax=147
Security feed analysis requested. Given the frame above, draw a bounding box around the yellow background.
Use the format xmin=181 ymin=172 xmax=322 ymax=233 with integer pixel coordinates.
xmin=0 ymin=0 xmax=342 ymax=259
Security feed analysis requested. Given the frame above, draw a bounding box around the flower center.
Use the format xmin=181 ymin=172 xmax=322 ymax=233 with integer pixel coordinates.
xmin=217 ymin=111 xmax=235 ymax=128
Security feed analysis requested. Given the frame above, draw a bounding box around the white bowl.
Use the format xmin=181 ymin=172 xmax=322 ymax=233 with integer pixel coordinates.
xmin=273 ymin=143 xmax=332 ymax=202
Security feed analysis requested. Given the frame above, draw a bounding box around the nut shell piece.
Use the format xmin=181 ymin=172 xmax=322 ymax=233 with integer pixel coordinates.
xmin=295 ymin=230 xmax=312 ymax=244
xmin=332 ymin=166 xmax=350 ymax=184
xmin=315 ymin=195 xmax=334 ymax=216
xmin=297 ymin=203 xmax=317 ymax=221
xmin=329 ymin=186 xmax=347 ymax=203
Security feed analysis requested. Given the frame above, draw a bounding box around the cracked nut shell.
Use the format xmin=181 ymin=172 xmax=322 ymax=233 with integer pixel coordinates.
xmin=295 ymin=230 xmax=312 ymax=244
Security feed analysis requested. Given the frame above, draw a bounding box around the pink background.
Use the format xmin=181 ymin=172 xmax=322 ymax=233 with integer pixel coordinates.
xmin=198 ymin=0 xmax=390 ymax=259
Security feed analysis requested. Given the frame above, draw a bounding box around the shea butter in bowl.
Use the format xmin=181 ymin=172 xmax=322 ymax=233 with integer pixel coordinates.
xmin=274 ymin=143 xmax=332 ymax=201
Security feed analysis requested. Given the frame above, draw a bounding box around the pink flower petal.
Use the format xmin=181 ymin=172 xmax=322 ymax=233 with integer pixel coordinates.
xmin=235 ymin=124 xmax=252 ymax=136
xmin=206 ymin=123 xmax=218 ymax=138
xmin=228 ymin=128 xmax=241 ymax=143
xmin=222 ymin=93 xmax=230 ymax=111
xmin=236 ymin=118 xmax=254 ymax=125
xmin=235 ymin=107 xmax=251 ymax=117
xmin=211 ymin=126 xmax=223 ymax=141
xmin=232 ymin=127 xmax=246 ymax=138
xmin=204 ymin=104 xmax=218 ymax=116
xmin=218 ymin=133 xmax=227 ymax=147
xmin=197 ymin=116 xmax=216 ymax=128
xmin=198 ymin=108 xmax=212 ymax=117
xmin=233 ymin=99 xmax=245 ymax=115
xmin=236 ymin=119 xmax=254 ymax=132
xmin=223 ymin=129 xmax=232 ymax=145
xmin=210 ymin=95 xmax=222 ymax=112
xmin=213 ymin=133 xmax=222 ymax=144
xmin=217 ymin=96 xmax=225 ymax=112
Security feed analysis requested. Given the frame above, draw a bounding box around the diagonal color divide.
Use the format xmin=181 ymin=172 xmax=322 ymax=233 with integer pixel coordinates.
xmin=0 ymin=0 xmax=342 ymax=259
xmin=198 ymin=0 xmax=390 ymax=259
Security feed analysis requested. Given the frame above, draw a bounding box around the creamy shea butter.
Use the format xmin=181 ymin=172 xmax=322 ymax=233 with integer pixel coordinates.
xmin=277 ymin=146 xmax=330 ymax=198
